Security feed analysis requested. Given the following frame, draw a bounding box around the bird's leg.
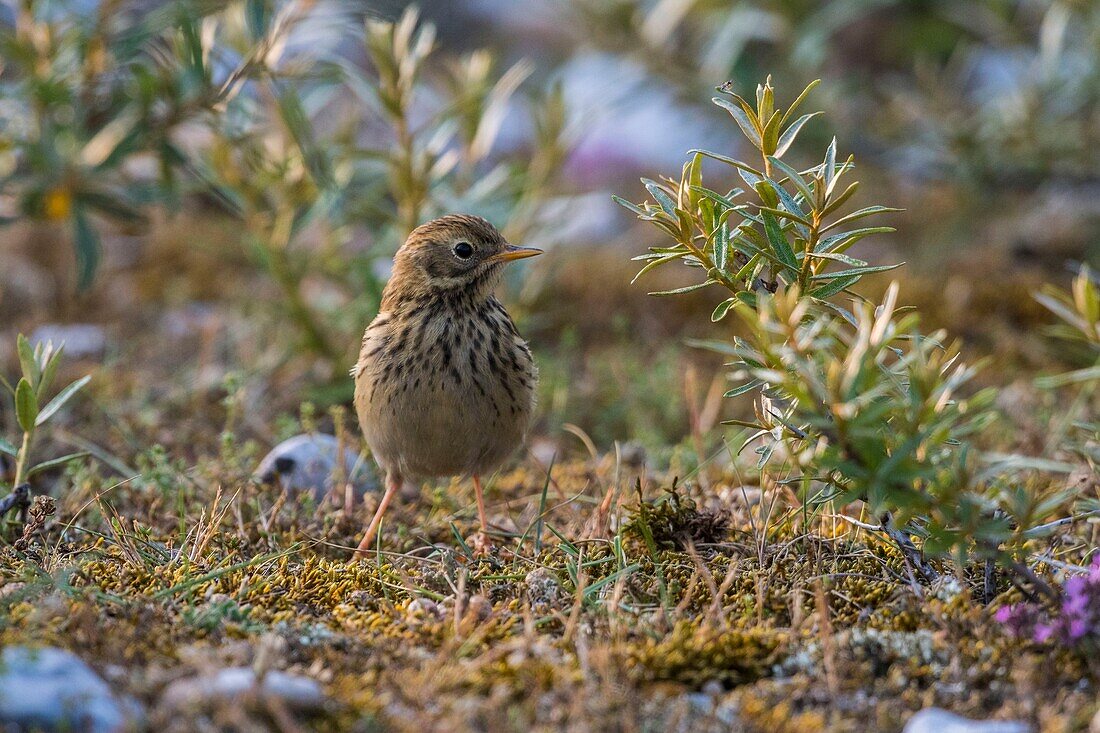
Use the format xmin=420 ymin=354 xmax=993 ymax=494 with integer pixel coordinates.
xmin=355 ymin=472 xmax=401 ymax=557
xmin=472 ymin=474 xmax=492 ymax=556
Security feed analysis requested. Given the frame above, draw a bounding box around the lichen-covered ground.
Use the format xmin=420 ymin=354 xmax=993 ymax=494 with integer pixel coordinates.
xmin=2 ymin=453 xmax=1096 ymax=732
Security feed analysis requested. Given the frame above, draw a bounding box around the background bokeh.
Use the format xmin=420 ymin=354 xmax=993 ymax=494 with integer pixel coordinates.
xmin=1 ymin=0 xmax=1097 ymax=464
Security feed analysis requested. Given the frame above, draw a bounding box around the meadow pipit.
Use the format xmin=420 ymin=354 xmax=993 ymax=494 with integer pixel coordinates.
xmin=352 ymin=215 xmax=541 ymax=555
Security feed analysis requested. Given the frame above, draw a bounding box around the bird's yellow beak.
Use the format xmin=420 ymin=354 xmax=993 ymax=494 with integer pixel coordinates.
xmin=488 ymin=245 xmax=543 ymax=264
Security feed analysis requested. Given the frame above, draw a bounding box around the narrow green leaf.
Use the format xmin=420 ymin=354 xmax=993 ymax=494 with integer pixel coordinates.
xmin=713 ymin=97 xmax=762 ymax=148
xmin=738 ymin=168 xmax=765 ymax=192
xmin=762 ymin=212 xmax=798 ymax=272
xmin=734 ymin=252 xmax=763 ymax=283
xmin=815 ymin=227 xmax=895 ymax=254
xmin=649 ymin=281 xmax=714 ymax=296
xmin=72 ymin=206 xmax=101 ymax=291
xmin=275 ymin=84 xmax=331 ymax=187
xmin=809 ymin=274 xmax=860 ymax=299
xmin=0 ymin=437 xmax=17 ymax=457
xmin=690 ymin=186 xmax=742 ymax=210
xmin=767 ymin=157 xmax=812 ymax=200
xmin=820 ymin=180 xmax=858 ymax=217
xmin=823 ymin=206 xmax=903 ymax=233
xmin=759 ymin=206 xmax=811 ymax=227
xmin=17 ymin=334 xmax=37 ymax=385
xmin=642 ymin=179 xmax=676 ymax=216
xmin=736 ymin=291 xmax=758 ymax=308
xmin=818 ymin=299 xmax=858 ymax=327
xmin=764 ymin=177 xmax=808 ymax=221
xmin=27 ymin=451 xmax=90 ymax=478
xmin=36 ymin=375 xmax=90 ymax=426
xmin=761 ymin=111 xmax=783 ymax=155
xmin=612 ymin=195 xmax=649 ymax=218
xmin=779 ymin=79 xmax=821 ymax=128
xmin=806 ymin=251 xmax=868 ymax=267
xmin=725 ymin=380 xmax=762 ymax=398
xmin=15 ymin=378 xmax=38 ymax=432
xmin=711 ymin=298 xmax=737 ymax=322
xmin=685 ymin=339 xmax=739 ymax=356
xmin=775 ymin=112 xmax=821 ymax=157
xmin=822 ymin=137 xmax=837 ymax=189
xmin=689 ymin=150 xmax=762 ymax=177
xmin=688 ymin=152 xmax=703 ymax=194
xmin=810 ymin=263 xmax=903 ymax=280
xmin=714 ymin=220 xmax=730 ymax=271
xmin=37 ymin=345 xmax=64 ymax=400
xmin=632 ymin=253 xmax=683 ymax=283
xmin=1035 ymin=365 xmax=1100 ymax=389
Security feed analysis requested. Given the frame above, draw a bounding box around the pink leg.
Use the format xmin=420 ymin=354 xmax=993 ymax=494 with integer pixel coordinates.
xmin=472 ymin=474 xmax=492 ymax=555
xmin=355 ymin=472 xmax=400 ymax=557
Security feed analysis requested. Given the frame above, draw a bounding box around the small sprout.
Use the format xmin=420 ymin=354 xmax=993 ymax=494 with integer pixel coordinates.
xmin=3 ymin=335 xmax=91 ymax=490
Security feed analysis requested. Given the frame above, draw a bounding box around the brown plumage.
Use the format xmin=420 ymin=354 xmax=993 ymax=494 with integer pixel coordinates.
xmin=352 ymin=215 xmax=541 ymax=555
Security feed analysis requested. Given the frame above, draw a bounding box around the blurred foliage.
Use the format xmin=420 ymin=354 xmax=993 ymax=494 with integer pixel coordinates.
xmin=1032 ymin=266 xmax=1099 ymax=515
xmin=617 ymin=76 xmax=1096 ymax=578
xmin=0 ymin=2 xmax=572 ymax=378
xmin=0 ymin=0 xmax=232 ymax=287
xmin=574 ymin=0 xmax=1100 ymax=188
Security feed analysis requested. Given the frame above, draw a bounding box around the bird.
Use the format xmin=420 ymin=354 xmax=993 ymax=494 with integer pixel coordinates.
xmin=351 ymin=214 xmax=541 ymax=556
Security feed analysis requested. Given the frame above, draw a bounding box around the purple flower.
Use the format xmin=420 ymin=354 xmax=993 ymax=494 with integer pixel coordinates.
xmin=995 ymin=559 xmax=1100 ymax=649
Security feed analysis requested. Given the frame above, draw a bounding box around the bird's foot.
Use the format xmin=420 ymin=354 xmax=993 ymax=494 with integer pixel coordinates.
xmin=471 ymin=531 xmax=493 ymax=557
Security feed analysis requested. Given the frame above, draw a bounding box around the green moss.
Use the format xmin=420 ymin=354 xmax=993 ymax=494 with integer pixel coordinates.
xmin=0 ymin=458 xmax=1096 ymax=731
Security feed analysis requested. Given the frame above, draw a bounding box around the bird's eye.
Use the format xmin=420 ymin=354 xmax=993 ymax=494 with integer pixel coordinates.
xmin=453 ymin=241 xmax=474 ymax=260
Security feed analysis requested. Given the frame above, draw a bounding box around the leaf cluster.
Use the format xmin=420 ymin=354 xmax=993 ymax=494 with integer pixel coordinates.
xmin=614 ymin=76 xmax=1090 ymax=569
xmin=616 ymin=77 xmax=900 ymax=318
xmin=1 ymin=2 xmax=573 ymax=378
xmin=726 ymin=284 xmax=1014 ymax=558
xmin=0 ymin=335 xmax=89 ymax=488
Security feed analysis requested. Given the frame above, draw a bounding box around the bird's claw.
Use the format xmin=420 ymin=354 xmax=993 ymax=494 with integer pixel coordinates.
xmin=472 ymin=532 xmax=493 ymax=557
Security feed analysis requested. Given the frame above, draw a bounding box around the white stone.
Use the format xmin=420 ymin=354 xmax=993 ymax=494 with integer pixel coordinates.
xmin=903 ymin=708 xmax=1031 ymax=733
xmin=0 ymin=646 xmax=139 ymax=733
xmin=160 ymin=668 xmax=324 ymax=711
xmin=254 ymin=433 xmax=378 ymax=500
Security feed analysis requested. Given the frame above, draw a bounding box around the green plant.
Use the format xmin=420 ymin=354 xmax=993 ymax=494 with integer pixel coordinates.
xmin=0 ymin=1 xmax=240 ymax=287
xmin=727 ymin=284 xmax=1008 ymax=566
xmin=615 ymin=77 xmax=1072 ymax=577
xmin=193 ymin=5 xmax=571 ymax=376
xmin=1033 ymin=266 xmax=1100 ymax=517
xmin=1 ymin=2 xmax=571 ymax=380
xmin=616 ymin=77 xmax=899 ymax=313
xmin=0 ymin=335 xmax=89 ymax=489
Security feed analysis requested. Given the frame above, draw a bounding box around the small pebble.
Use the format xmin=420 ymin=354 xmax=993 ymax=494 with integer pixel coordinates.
xmin=465 ymin=595 xmax=492 ymax=624
xmin=30 ymin=324 xmax=107 ymax=360
xmin=0 ymin=646 xmax=141 ymax=733
xmin=525 ymin=567 xmax=563 ymax=610
xmin=254 ymin=433 xmax=378 ymax=500
xmin=160 ymin=668 xmax=325 ymax=712
xmin=903 ymin=708 xmax=1031 ymax=733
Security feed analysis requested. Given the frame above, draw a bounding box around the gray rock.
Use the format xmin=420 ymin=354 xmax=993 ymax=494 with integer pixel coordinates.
xmin=160 ymin=668 xmax=325 ymax=712
xmin=254 ymin=433 xmax=378 ymax=500
xmin=525 ymin=567 xmax=563 ymax=610
xmin=30 ymin=323 xmax=107 ymax=360
xmin=903 ymin=708 xmax=1031 ymax=733
xmin=0 ymin=646 xmax=140 ymax=732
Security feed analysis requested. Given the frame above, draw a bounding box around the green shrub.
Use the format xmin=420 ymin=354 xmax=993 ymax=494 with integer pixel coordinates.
xmin=1 ymin=3 xmax=571 ymax=377
xmin=616 ymin=77 xmax=1093 ymax=578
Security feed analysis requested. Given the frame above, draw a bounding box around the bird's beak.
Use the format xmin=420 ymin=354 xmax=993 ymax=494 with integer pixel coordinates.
xmin=488 ymin=245 xmax=543 ymax=264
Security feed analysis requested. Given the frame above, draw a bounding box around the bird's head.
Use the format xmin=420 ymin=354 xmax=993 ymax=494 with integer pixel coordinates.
xmin=388 ymin=215 xmax=542 ymax=301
